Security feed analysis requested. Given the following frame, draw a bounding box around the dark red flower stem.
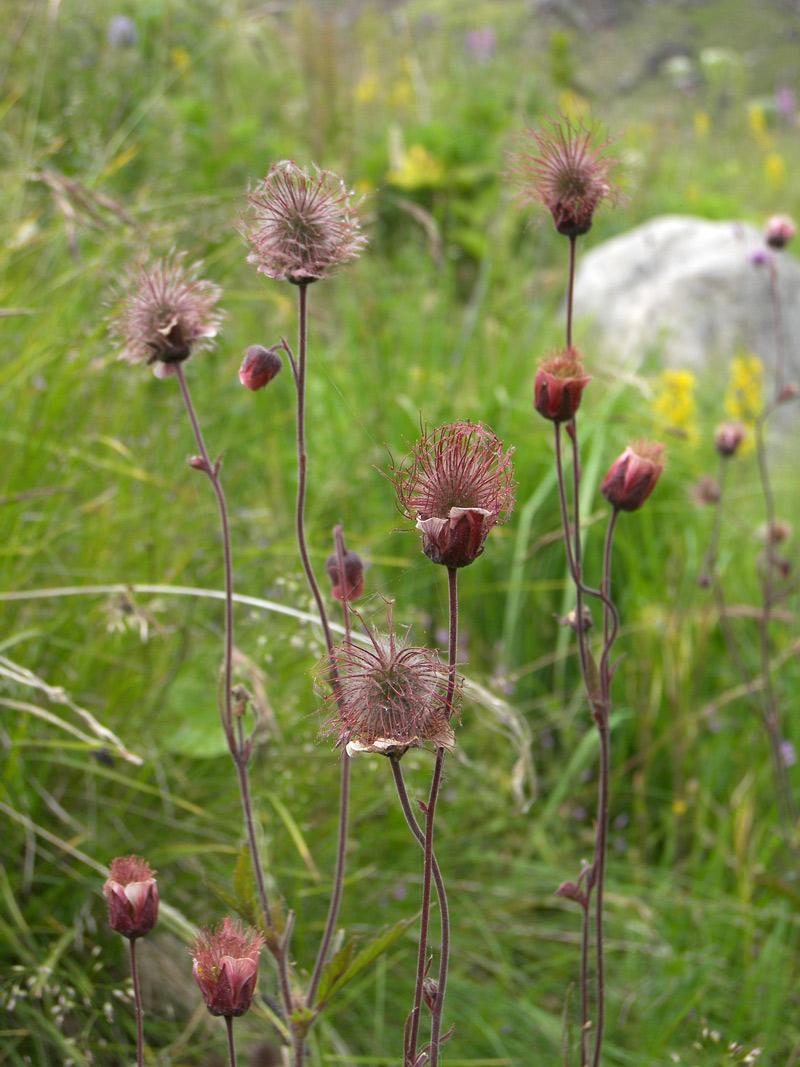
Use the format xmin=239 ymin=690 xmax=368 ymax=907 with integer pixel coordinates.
xmin=308 ymin=530 xmax=353 ymax=1009
xmin=129 ymin=938 xmax=144 ymax=1067
xmin=754 ymin=410 xmax=798 ymax=832
xmin=589 ymin=508 xmax=619 ymax=1067
xmin=173 ymin=366 xmax=291 ymax=1023
xmin=566 ymin=236 xmax=577 ymax=349
xmin=225 ymin=1016 xmax=238 ymax=1067
xmin=552 ymin=232 xmax=622 ymax=1067
xmin=407 ymin=565 xmax=458 ymax=1067
xmin=290 ymin=293 xmax=352 ymax=1058
xmin=768 ymin=256 xmax=786 ymax=397
xmin=293 ymin=282 xmax=338 ymax=661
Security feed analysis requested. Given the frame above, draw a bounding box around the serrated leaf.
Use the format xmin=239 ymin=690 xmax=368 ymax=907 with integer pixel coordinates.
xmin=316 ymin=913 xmax=418 ymax=1010
xmin=315 ymin=938 xmax=357 ymax=1007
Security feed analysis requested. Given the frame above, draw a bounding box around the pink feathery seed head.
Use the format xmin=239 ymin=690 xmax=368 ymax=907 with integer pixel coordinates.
xmin=108 ymin=251 xmax=224 ymax=376
xmin=240 ymin=160 xmax=366 ymax=284
xmin=191 ymin=917 xmax=265 ymax=1018
xmin=765 ymin=214 xmax=796 ymax=249
xmin=316 ymin=601 xmax=460 ymax=758
xmin=534 ymin=347 xmax=592 ymax=422
xmin=392 ymin=421 xmax=516 ymax=568
xmin=714 ymin=420 xmax=747 ymax=458
xmin=104 ymin=855 xmax=159 ymax=940
xmin=508 ymin=114 xmax=623 ymax=237
xmin=601 ymin=439 xmax=665 ymax=513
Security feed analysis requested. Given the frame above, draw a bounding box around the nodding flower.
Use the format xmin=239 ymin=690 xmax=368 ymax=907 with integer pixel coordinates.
xmin=392 ymin=421 xmax=516 ymax=568
xmin=104 ymin=855 xmax=159 ymax=940
xmin=601 ymin=440 xmax=665 ymax=513
xmin=534 ymin=347 xmax=592 ymax=423
xmin=191 ymin=917 xmax=265 ymax=1018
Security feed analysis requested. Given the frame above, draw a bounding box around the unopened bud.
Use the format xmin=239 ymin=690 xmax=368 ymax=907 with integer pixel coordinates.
xmin=239 ymin=345 xmax=282 ymax=391
xmin=104 ymin=856 xmax=159 ymax=940
xmin=601 ymin=440 xmax=665 ymax=513
xmin=765 ymin=214 xmax=796 ymax=249
xmin=560 ymin=605 xmax=593 ymax=633
xmin=778 ymin=382 xmax=799 ymax=403
xmin=533 ymin=348 xmax=592 ymax=423
xmin=714 ymin=421 xmax=747 ymax=457
xmin=325 ymin=549 xmax=365 ymax=602
xmin=188 ymin=455 xmax=208 ymax=470
xmin=422 ymin=977 xmax=439 ymax=1011
xmin=692 ymin=475 xmax=721 ymax=506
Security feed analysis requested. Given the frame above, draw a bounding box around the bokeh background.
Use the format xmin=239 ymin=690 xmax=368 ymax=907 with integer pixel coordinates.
xmin=2 ymin=0 xmax=800 ymax=1064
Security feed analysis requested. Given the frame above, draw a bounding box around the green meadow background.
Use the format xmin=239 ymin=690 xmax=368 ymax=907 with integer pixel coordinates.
xmin=2 ymin=0 xmax=800 ymax=1063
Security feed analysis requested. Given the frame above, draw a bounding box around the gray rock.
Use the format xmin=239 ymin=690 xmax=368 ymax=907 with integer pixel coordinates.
xmin=572 ymin=215 xmax=800 ymax=386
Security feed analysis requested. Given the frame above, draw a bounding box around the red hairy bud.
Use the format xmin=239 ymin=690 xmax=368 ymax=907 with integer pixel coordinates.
xmin=534 ymin=348 xmax=592 ymax=423
xmin=765 ymin=214 xmax=796 ymax=249
xmin=601 ymin=440 xmax=665 ymax=513
xmin=239 ymin=345 xmax=282 ymax=391
xmin=325 ymin=548 xmax=365 ymax=601
xmin=192 ymin=917 xmax=264 ymax=1018
xmin=714 ymin=421 xmax=747 ymax=458
xmin=104 ymin=855 xmax=159 ymax=940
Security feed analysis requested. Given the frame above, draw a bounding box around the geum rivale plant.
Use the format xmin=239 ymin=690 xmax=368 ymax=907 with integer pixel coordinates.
xmin=508 ymin=114 xmax=664 ymax=1067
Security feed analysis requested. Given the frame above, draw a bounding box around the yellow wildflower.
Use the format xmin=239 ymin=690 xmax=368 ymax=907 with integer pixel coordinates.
xmin=724 ymin=354 xmax=763 ymax=424
xmin=353 ymin=74 xmax=379 ymax=105
xmin=747 ymin=102 xmax=770 ymax=147
xmin=170 ymin=46 xmax=190 ymax=74
xmin=386 ymin=143 xmax=443 ymax=190
xmin=693 ymin=110 xmax=710 ymax=139
xmin=765 ymin=152 xmax=786 ymax=188
xmin=672 ymin=798 xmax=688 ymax=816
xmin=653 ymin=369 xmax=697 ymax=432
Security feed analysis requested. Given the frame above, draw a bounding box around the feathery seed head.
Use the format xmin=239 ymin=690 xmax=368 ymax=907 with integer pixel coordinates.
xmin=240 ymin=161 xmax=366 ymax=283
xmin=108 ymin=252 xmax=223 ymax=377
xmin=317 ymin=603 xmax=459 ymax=757
xmin=392 ymin=421 xmax=516 ymax=567
xmin=509 ymin=115 xmax=622 ymax=237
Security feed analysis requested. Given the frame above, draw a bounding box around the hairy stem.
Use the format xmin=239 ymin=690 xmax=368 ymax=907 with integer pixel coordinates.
xmin=308 ymin=526 xmax=354 ymax=1007
xmin=589 ymin=508 xmax=619 ymax=1067
xmin=175 ymin=367 xmax=280 ymax=981
xmin=293 ymin=282 xmax=337 ymax=660
xmin=129 ymin=938 xmax=144 ymax=1067
xmin=225 ymin=1015 xmax=238 ymax=1067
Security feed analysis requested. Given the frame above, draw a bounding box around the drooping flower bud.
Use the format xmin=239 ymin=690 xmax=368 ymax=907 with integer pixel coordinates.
xmin=692 ymin=475 xmax=721 ymax=506
xmin=104 ymin=855 xmax=159 ymax=940
xmin=765 ymin=214 xmax=796 ymax=249
xmin=239 ymin=345 xmax=282 ymax=391
xmin=714 ymin=421 xmax=747 ymax=457
xmin=534 ymin=348 xmax=592 ymax=423
xmin=192 ymin=917 xmax=265 ymax=1018
xmin=325 ymin=548 xmax=365 ymax=602
xmin=601 ymin=440 xmax=665 ymax=513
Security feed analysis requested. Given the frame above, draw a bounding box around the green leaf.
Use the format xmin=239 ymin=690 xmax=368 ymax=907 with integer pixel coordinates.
xmin=316 ymin=913 xmax=418 ymax=1010
xmin=234 ymin=843 xmax=259 ymax=925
